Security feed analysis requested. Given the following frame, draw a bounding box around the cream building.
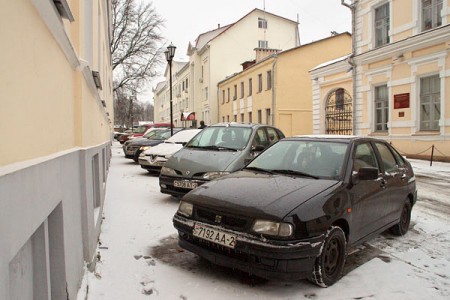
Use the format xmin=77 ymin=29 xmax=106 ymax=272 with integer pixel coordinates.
xmin=312 ymin=0 xmax=450 ymax=161
xmin=0 ymin=1 xmax=113 ymax=298
xmin=219 ymin=33 xmax=352 ymax=137
xmin=154 ymin=8 xmax=300 ymax=127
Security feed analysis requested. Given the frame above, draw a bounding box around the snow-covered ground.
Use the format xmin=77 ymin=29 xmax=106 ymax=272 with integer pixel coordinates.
xmin=78 ymin=142 xmax=450 ymax=300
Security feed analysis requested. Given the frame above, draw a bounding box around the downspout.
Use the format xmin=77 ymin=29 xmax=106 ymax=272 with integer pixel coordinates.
xmin=271 ymin=52 xmax=278 ymax=126
xmin=342 ymin=0 xmax=357 ymax=135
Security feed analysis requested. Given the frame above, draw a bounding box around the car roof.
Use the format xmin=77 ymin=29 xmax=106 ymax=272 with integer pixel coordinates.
xmin=209 ymin=122 xmax=272 ymax=129
xmin=288 ymin=135 xmax=386 ymax=143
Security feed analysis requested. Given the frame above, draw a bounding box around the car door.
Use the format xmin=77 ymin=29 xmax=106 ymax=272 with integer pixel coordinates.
xmin=348 ymin=142 xmax=386 ymax=243
xmin=373 ymin=141 xmax=407 ymax=225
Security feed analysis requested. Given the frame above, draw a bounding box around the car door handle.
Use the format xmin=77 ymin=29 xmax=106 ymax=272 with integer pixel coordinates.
xmin=401 ymin=173 xmax=407 ymax=180
xmin=379 ymin=178 xmax=387 ymax=188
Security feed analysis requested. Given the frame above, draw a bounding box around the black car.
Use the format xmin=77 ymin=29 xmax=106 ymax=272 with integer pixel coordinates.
xmin=124 ymin=128 xmax=182 ymax=162
xmin=159 ymin=123 xmax=285 ymax=197
xmin=172 ymin=135 xmax=417 ymax=287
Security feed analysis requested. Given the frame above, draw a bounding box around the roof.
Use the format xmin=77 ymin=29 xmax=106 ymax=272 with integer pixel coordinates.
xmin=311 ymin=54 xmax=352 ymax=71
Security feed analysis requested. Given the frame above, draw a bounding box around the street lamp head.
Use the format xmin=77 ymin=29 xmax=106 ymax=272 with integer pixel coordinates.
xmin=165 ymin=43 xmax=176 ymax=62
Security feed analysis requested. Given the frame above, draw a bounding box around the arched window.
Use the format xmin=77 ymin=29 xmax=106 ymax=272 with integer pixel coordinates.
xmin=325 ymin=88 xmax=353 ymax=135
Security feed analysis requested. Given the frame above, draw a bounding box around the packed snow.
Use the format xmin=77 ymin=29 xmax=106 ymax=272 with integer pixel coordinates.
xmin=77 ymin=142 xmax=450 ymax=300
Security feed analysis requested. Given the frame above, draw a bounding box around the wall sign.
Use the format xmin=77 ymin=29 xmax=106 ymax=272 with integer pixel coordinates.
xmin=394 ymin=93 xmax=410 ymax=109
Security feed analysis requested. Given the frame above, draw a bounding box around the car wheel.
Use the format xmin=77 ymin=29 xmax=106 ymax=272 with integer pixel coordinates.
xmin=310 ymin=226 xmax=346 ymax=287
xmin=390 ymin=200 xmax=411 ymax=236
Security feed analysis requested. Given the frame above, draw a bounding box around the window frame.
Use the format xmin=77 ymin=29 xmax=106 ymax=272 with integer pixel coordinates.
xmin=258 ymin=17 xmax=267 ymax=29
xmin=419 ymin=74 xmax=441 ymax=131
xmin=258 ymin=74 xmax=263 ymax=93
xmin=248 ymin=78 xmax=253 ymax=96
xmin=374 ymin=2 xmax=390 ymax=48
xmin=266 ymin=70 xmax=272 ymax=90
xmin=374 ymin=84 xmax=389 ymax=132
xmin=421 ymin=0 xmax=443 ymax=31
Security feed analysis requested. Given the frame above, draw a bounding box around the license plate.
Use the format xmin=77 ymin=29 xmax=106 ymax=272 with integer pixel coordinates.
xmin=193 ymin=224 xmax=237 ymax=249
xmin=174 ymin=180 xmax=198 ymax=189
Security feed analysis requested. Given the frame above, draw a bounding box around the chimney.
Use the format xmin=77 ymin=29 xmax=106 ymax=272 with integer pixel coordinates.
xmin=255 ymin=48 xmax=280 ymax=63
xmin=241 ymin=60 xmax=256 ymax=70
xmin=218 ymin=24 xmax=220 ymax=28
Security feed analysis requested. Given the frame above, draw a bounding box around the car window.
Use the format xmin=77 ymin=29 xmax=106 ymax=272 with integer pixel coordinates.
xmin=353 ymin=143 xmax=379 ymax=172
xmin=374 ymin=142 xmax=398 ymax=172
xmin=252 ymin=128 xmax=269 ymax=148
xmin=186 ymin=126 xmax=251 ymax=150
xmin=390 ymin=146 xmax=406 ymax=167
xmin=248 ymin=140 xmax=348 ymax=178
xmin=266 ymin=127 xmax=280 ymax=144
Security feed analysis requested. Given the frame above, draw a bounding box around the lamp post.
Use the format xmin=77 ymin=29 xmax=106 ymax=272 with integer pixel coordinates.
xmin=165 ymin=43 xmax=176 ymax=136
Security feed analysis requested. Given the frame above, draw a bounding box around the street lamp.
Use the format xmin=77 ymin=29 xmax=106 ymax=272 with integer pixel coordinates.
xmin=165 ymin=43 xmax=176 ymax=136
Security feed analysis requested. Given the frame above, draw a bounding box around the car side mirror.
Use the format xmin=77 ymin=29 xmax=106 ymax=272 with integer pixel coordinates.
xmin=358 ymin=167 xmax=379 ymax=180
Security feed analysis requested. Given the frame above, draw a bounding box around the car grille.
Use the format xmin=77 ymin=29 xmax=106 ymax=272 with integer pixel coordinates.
xmin=127 ymin=145 xmax=139 ymax=152
xmin=195 ymin=208 xmax=249 ymax=231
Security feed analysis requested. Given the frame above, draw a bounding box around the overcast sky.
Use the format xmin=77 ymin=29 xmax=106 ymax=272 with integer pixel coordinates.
xmin=141 ymin=0 xmax=352 ymax=102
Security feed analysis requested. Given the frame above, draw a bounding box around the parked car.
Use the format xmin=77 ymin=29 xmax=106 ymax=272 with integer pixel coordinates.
xmin=159 ymin=123 xmax=285 ymax=197
xmin=124 ymin=128 xmax=183 ymax=162
xmin=117 ymin=129 xmax=133 ymax=143
xmin=139 ymin=129 xmax=202 ymax=173
xmin=172 ymin=135 xmax=417 ymax=286
xmin=127 ymin=123 xmax=171 ymax=140
xmin=122 ymin=128 xmax=168 ymax=153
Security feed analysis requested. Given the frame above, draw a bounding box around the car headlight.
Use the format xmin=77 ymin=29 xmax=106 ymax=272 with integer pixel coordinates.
xmin=202 ymin=171 xmax=230 ymax=180
xmin=178 ymin=201 xmax=193 ymax=217
xmin=252 ymin=220 xmax=293 ymax=237
xmin=140 ymin=146 xmax=150 ymax=151
xmin=161 ymin=166 xmax=177 ymax=176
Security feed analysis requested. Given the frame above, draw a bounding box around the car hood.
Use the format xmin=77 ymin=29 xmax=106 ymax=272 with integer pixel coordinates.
xmin=135 ymin=139 xmax=165 ymax=146
xmin=165 ymin=148 xmax=243 ymax=175
xmin=144 ymin=143 xmax=182 ymax=156
xmin=184 ymin=169 xmax=339 ymax=220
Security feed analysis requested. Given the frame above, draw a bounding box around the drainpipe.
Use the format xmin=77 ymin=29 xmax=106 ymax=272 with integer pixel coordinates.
xmin=271 ymin=52 xmax=278 ymax=126
xmin=342 ymin=0 xmax=358 ymax=135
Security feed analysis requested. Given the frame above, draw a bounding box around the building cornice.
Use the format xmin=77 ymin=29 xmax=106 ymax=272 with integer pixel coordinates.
xmin=354 ymin=25 xmax=450 ymax=64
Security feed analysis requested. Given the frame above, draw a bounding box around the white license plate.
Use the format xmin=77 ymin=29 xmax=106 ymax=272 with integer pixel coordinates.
xmin=193 ymin=224 xmax=237 ymax=249
xmin=174 ymin=180 xmax=198 ymax=189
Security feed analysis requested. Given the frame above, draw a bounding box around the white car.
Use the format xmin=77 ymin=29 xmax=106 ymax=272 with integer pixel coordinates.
xmin=138 ymin=129 xmax=202 ymax=173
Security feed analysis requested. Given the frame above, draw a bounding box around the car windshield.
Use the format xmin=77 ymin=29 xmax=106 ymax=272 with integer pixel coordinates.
xmin=185 ymin=126 xmax=252 ymax=150
xmin=151 ymin=130 xmax=172 ymax=140
xmin=143 ymin=129 xmax=164 ymax=138
xmin=246 ymin=140 xmax=349 ymax=179
xmin=134 ymin=125 xmax=150 ymax=134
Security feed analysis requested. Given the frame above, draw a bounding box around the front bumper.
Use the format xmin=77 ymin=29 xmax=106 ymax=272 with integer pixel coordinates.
xmin=173 ymin=214 xmax=324 ymax=281
xmin=159 ymin=175 xmax=207 ymax=197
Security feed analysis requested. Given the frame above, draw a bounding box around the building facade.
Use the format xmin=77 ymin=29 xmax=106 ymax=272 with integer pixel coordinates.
xmin=0 ymin=1 xmax=113 ymax=298
xmin=219 ymin=33 xmax=352 ymax=136
xmin=154 ymin=8 xmax=300 ymax=126
xmin=312 ymin=0 xmax=450 ymax=161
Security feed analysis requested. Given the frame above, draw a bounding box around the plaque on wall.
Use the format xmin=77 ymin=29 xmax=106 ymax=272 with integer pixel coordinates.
xmin=394 ymin=93 xmax=410 ymax=109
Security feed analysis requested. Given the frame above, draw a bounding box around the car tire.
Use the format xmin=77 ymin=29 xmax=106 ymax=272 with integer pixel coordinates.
xmin=309 ymin=226 xmax=346 ymax=287
xmin=390 ymin=200 xmax=411 ymax=236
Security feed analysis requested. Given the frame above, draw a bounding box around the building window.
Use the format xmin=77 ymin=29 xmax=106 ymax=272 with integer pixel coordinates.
xmin=222 ymin=90 xmax=225 ymax=104
xmin=241 ymin=113 xmax=244 ymax=122
xmin=227 ymin=115 xmax=230 ymax=122
xmin=258 ymin=74 xmax=263 ymax=92
xmin=258 ymin=110 xmax=262 ymax=123
xmin=240 ymin=82 xmax=244 ymax=98
xmin=249 ymin=112 xmax=252 ymax=123
xmin=258 ymin=17 xmax=267 ymax=29
xmin=375 ymin=3 xmax=390 ymax=47
xmin=374 ymin=85 xmax=389 ymax=131
xmin=186 ymin=78 xmax=188 ymax=89
xmin=266 ymin=70 xmax=272 ymax=90
xmin=227 ymin=88 xmax=230 ymax=102
xmin=222 ymin=116 xmax=225 ymax=122
xmin=204 ymin=87 xmax=208 ymax=101
xmin=234 ymin=114 xmax=237 ymax=122
xmin=248 ymin=78 xmax=253 ymax=96
xmin=233 ymin=85 xmax=237 ymax=100
xmin=336 ymin=88 xmax=345 ymax=110
xmin=420 ymin=75 xmax=440 ymax=131
xmin=258 ymin=40 xmax=268 ymax=49
xmin=422 ymin=0 xmax=443 ymax=31
xmin=266 ymin=108 xmax=271 ymax=125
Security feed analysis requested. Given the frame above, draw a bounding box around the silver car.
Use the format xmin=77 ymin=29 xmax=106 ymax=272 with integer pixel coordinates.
xmin=159 ymin=123 xmax=285 ymax=197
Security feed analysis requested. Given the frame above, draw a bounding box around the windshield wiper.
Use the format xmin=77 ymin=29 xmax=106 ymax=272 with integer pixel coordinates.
xmin=245 ymin=167 xmax=274 ymax=174
xmin=198 ymin=145 xmax=238 ymax=151
xmin=271 ymin=169 xmax=319 ymax=179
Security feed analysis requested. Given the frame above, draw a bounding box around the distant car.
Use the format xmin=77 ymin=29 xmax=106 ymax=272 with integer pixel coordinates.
xmin=117 ymin=129 xmax=134 ymax=143
xmin=139 ymin=129 xmax=202 ymax=173
xmin=122 ymin=128 xmax=168 ymax=153
xmin=173 ymin=135 xmax=417 ymax=287
xmin=127 ymin=123 xmax=172 ymax=140
xmin=159 ymin=123 xmax=285 ymax=197
xmin=124 ymin=128 xmax=183 ymax=162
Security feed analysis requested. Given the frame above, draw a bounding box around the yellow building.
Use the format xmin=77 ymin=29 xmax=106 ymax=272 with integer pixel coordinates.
xmin=313 ymin=0 xmax=450 ymax=161
xmin=0 ymin=1 xmax=113 ymax=298
xmin=218 ymin=33 xmax=352 ymax=136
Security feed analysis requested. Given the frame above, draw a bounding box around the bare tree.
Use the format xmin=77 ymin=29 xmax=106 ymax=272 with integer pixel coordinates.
xmin=111 ymin=0 xmax=165 ymax=95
